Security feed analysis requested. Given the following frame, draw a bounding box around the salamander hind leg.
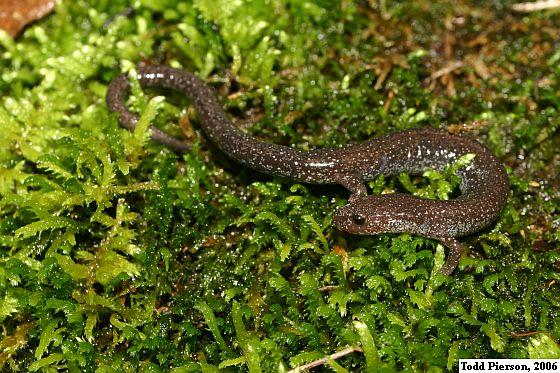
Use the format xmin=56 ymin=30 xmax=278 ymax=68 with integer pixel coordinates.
xmin=438 ymin=236 xmax=464 ymax=275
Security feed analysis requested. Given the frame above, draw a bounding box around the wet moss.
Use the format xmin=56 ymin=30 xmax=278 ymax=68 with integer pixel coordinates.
xmin=0 ymin=0 xmax=559 ymax=371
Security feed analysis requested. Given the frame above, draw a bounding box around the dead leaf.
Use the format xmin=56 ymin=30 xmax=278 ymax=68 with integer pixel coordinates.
xmin=332 ymin=244 xmax=348 ymax=273
xmin=0 ymin=0 xmax=56 ymax=38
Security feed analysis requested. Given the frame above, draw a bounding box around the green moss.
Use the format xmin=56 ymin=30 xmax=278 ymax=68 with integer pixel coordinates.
xmin=1 ymin=0 xmax=559 ymax=371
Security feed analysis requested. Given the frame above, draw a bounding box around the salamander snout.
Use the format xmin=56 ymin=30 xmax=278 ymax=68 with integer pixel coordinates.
xmin=333 ymin=195 xmax=388 ymax=235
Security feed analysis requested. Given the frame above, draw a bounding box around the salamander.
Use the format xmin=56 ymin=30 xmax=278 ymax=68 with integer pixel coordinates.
xmin=106 ymin=66 xmax=509 ymax=275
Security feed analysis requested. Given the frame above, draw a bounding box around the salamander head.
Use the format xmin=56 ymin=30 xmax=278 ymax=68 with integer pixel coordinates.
xmin=333 ymin=195 xmax=394 ymax=235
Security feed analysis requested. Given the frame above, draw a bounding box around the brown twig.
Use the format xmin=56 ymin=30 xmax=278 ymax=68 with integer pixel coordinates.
xmin=287 ymin=346 xmax=363 ymax=373
xmin=509 ymin=330 xmax=560 ymax=349
xmin=512 ymin=0 xmax=560 ymax=12
xmin=431 ymin=61 xmax=464 ymax=80
xmin=383 ymin=90 xmax=395 ymax=113
xmin=317 ymin=285 xmax=340 ymax=292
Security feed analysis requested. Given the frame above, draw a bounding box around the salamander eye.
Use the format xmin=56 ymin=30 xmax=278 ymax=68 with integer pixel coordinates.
xmin=351 ymin=214 xmax=365 ymax=225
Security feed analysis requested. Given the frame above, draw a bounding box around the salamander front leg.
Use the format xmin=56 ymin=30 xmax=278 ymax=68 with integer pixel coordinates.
xmin=337 ymin=175 xmax=367 ymax=202
xmin=438 ymin=236 xmax=464 ymax=275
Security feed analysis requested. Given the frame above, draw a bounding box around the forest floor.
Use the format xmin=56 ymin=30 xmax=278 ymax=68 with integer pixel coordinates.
xmin=0 ymin=0 xmax=559 ymax=371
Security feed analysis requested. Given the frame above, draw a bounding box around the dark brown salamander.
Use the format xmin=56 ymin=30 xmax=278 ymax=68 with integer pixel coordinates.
xmin=106 ymin=66 xmax=509 ymax=275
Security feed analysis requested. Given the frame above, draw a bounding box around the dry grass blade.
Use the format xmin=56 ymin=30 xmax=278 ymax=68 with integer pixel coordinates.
xmin=288 ymin=346 xmax=363 ymax=372
xmin=512 ymin=0 xmax=560 ymax=12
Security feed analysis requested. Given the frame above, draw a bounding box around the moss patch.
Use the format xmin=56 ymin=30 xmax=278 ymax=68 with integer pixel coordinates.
xmin=0 ymin=0 xmax=559 ymax=371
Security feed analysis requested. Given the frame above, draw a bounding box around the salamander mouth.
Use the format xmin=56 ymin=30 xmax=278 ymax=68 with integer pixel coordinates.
xmin=332 ymin=209 xmax=349 ymax=231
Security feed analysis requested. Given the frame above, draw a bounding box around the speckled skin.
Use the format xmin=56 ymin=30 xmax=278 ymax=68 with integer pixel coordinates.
xmin=107 ymin=66 xmax=509 ymax=275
